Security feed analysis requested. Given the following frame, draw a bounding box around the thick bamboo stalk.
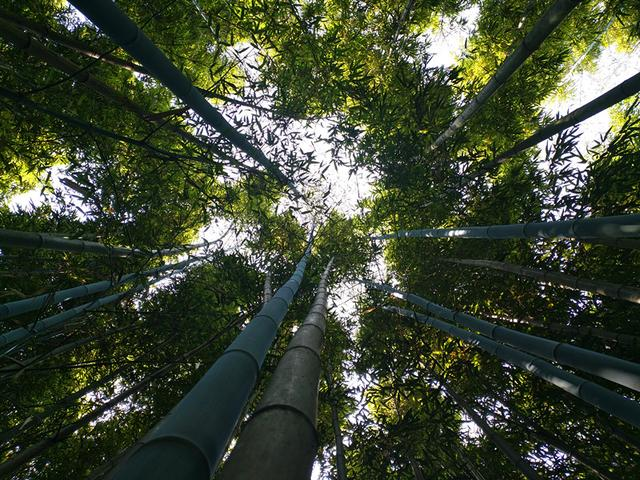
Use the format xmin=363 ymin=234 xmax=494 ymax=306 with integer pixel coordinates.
xmin=439 ymin=380 xmax=540 ymax=480
xmin=443 ymin=257 xmax=640 ymax=304
xmin=218 ymin=259 xmax=333 ymax=479
xmin=497 ymin=71 xmax=640 ymax=161
xmin=363 ymin=280 xmax=640 ymax=391
xmin=385 ymin=305 xmax=640 ymax=428
xmin=0 ymin=318 xmax=238 ymax=478
xmin=68 ymin=0 xmax=297 ymax=193
xmin=373 ymin=213 xmax=640 ymax=241
xmin=428 ymin=0 xmax=579 ymax=151
xmin=0 ymin=257 xmax=198 ymax=320
xmin=107 ymin=242 xmax=313 ymax=480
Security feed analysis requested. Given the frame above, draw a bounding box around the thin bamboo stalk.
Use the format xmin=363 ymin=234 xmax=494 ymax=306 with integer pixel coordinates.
xmin=263 ymin=271 xmax=272 ymax=304
xmin=373 ymin=213 xmax=640 ymax=241
xmin=107 ymin=241 xmax=314 ymax=479
xmin=439 ymin=379 xmax=540 ymax=480
xmin=218 ymin=259 xmax=333 ymax=479
xmin=0 ymin=257 xmax=198 ymax=320
xmin=68 ymin=0 xmax=297 ymax=193
xmin=363 ymin=280 xmax=640 ymax=391
xmin=428 ymin=0 xmax=580 ymax=151
xmin=497 ymin=71 xmax=640 ymax=161
xmin=443 ymin=257 xmax=640 ymax=304
xmin=385 ymin=305 xmax=640 ymax=428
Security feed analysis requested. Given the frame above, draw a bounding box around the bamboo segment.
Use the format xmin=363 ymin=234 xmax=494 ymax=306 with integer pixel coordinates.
xmin=428 ymin=0 xmax=579 ymax=151
xmin=263 ymin=271 xmax=273 ymax=304
xmin=386 ymin=306 xmax=640 ymax=428
xmin=362 ymin=280 xmax=640 ymax=391
xmin=107 ymin=242 xmax=313 ymax=480
xmin=68 ymin=0 xmax=297 ymax=193
xmin=373 ymin=213 xmax=640 ymax=241
xmin=219 ymin=259 xmax=333 ymax=479
xmin=443 ymin=257 xmax=640 ymax=304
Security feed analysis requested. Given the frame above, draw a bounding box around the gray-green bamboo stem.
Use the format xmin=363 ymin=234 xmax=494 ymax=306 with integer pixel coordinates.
xmin=330 ymin=396 xmax=348 ymax=480
xmin=443 ymin=257 xmax=640 ymax=304
xmin=486 ymin=313 xmax=640 ymax=347
xmin=219 ymin=259 xmax=334 ymax=479
xmin=373 ymin=213 xmax=640 ymax=241
xmin=439 ymin=380 xmax=540 ymax=480
xmin=363 ymin=280 xmax=640 ymax=391
xmin=68 ymin=0 xmax=298 ymax=194
xmin=428 ymin=0 xmax=579 ymax=151
xmin=497 ymin=71 xmax=640 ymax=161
xmin=385 ymin=305 xmax=640 ymax=428
xmin=107 ymin=241 xmax=314 ymax=479
xmin=0 ymin=257 xmax=198 ymax=321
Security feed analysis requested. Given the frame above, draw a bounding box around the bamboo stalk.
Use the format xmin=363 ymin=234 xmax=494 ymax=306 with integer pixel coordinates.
xmin=385 ymin=305 xmax=640 ymax=428
xmin=363 ymin=280 xmax=640 ymax=391
xmin=428 ymin=0 xmax=580 ymax=151
xmin=218 ymin=259 xmax=333 ymax=479
xmin=373 ymin=213 xmax=640 ymax=241
xmin=443 ymin=257 xmax=640 ymax=304
xmin=68 ymin=0 xmax=298 ymax=194
xmin=106 ymin=240 xmax=314 ymax=479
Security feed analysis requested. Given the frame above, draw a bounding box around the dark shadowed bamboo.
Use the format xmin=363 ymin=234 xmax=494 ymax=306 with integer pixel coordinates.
xmin=0 ymin=257 xmax=198 ymax=321
xmin=363 ymin=280 xmax=640 ymax=391
xmin=497 ymin=71 xmax=640 ymax=161
xmin=68 ymin=0 xmax=297 ymax=193
xmin=385 ymin=305 xmax=640 ymax=428
xmin=443 ymin=257 xmax=640 ymax=304
xmin=0 ymin=268 xmax=184 ymax=350
xmin=373 ymin=213 xmax=640 ymax=241
xmin=428 ymin=0 xmax=579 ymax=151
xmin=0 ymin=227 xmax=205 ymax=257
xmin=107 ymin=242 xmax=313 ymax=480
xmin=218 ymin=259 xmax=333 ymax=480
xmin=263 ymin=271 xmax=272 ymax=304
xmin=438 ymin=379 xmax=540 ymax=480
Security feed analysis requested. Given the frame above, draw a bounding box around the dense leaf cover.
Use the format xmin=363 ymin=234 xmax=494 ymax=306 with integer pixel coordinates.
xmin=0 ymin=0 xmax=639 ymax=478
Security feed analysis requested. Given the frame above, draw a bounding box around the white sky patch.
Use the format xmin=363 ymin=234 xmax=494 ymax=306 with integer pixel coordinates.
xmin=426 ymin=6 xmax=480 ymax=69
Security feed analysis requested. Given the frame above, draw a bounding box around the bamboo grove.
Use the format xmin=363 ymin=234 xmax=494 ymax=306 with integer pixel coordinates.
xmin=1 ymin=0 xmax=639 ymax=479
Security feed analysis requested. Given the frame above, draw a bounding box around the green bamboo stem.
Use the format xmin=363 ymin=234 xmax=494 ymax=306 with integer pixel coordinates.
xmin=363 ymin=280 xmax=640 ymax=391
xmin=218 ymin=259 xmax=333 ymax=479
xmin=443 ymin=257 xmax=640 ymax=304
xmin=107 ymin=241 xmax=314 ymax=479
xmin=373 ymin=213 xmax=640 ymax=241
xmin=497 ymin=71 xmax=640 ymax=161
xmin=68 ymin=0 xmax=298 ymax=193
xmin=0 ymin=257 xmax=199 ymax=321
xmin=428 ymin=0 xmax=580 ymax=151
xmin=385 ymin=305 xmax=640 ymax=428
xmin=263 ymin=271 xmax=272 ymax=304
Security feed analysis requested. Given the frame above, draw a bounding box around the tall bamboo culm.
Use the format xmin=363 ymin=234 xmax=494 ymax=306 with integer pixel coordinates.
xmin=68 ymin=0 xmax=296 ymax=192
xmin=107 ymin=242 xmax=313 ymax=479
xmin=218 ymin=259 xmax=333 ymax=479
xmin=373 ymin=213 xmax=640 ymax=242
xmin=428 ymin=0 xmax=579 ymax=151
xmin=385 ymin=305 xmax=640 ymax=428
xmin=363 ymin=280 xmax=640 ymax=391
xmin=443 ymin=257 xmax=640 ymax=304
